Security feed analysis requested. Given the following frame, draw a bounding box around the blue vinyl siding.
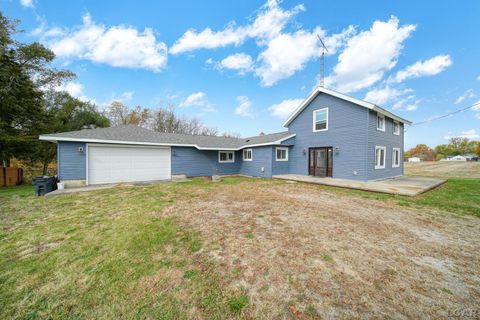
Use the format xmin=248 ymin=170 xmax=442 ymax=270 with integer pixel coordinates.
xmin=272 ymin=147 xmax=290 ymax=175
xmin=286 ymin=93 xmax=369 ymax=181
xmin=366 ymin=110 xmax=404 ymax=180
xmin=238 ymin=146 xmax=273 ymax=177
xmin=57 ymin=142 xmax=86 ymax=180
xmin=171 ymin=147 xmax=240 ymax=177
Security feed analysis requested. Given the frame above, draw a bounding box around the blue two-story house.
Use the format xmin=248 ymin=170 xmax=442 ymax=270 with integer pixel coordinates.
xmin=40 ymin=87 xmax=411 ymax=186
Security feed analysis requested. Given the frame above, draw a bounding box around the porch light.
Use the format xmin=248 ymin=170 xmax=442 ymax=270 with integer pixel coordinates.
xmin=335 ymin=146 xmax=340 ymax=154
xmin=303 ymin=148 xmax=307 ymax=155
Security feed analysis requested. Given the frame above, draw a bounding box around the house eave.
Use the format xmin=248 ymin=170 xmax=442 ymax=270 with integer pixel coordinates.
xmin=282 ymin=86 xmax=412 ymax=127
xmin=38 ymin=133 xmax=297 ymax=151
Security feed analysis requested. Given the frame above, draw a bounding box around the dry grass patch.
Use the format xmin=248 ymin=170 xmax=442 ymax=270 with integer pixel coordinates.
xmin=160 ymin=179 xmax=480 ymax=319
xmin=405 ymin=161 xmax=480 ymax=179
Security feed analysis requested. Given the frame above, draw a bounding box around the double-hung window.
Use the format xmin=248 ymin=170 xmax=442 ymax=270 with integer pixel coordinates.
xmin=275 ymin=147 xmax=288 ymax=161
xmin=377 ymin=113 xmax=385 ymax=132
xmin=243 ymin=149 xmax=252 ymax=161
xmin=218 ymin=151 xmax=234 ymax=163
xmin=393 ymin=121 xmax=400 ymax=135
xmin=392 ymin=148 xmax=400 ymax=168
xmin=313 ymin=108 xmax=328 ymax=132
xmin=375 ymin=146 xmax=386 ymax=169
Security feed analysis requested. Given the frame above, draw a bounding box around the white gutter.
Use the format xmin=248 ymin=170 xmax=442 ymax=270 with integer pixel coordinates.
xmin=38 ymin=133 xmax=296 ymax=151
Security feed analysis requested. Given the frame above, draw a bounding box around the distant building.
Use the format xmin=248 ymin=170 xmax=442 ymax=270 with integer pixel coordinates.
xmin=442 ymin=155 xmax=467 ymax=161
xmin=465 ymin=154 xmax=479 ymax=162
xmin=408 ymin=157 xmax=421 ymax=162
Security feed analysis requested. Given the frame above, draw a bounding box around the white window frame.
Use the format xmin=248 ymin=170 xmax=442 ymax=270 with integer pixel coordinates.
xmin=218 ymin=151 xmax=235 ymax=163
xmin=375 ymin=146 xmax=386 ymax=169
xmin=376 ymin=113 xmax=385 ymax=132
xmin=392 ymin=148 xmax=400 ymax=168
xmin=393 ymin=121 xmax=400 ymax=135
xmin=312 ymin=108 xmax=329 ymax=132
xmin=242 ymin=148 xmax=252 ymax=161
xmin=275 ymin=147 xmax=289 ymax=161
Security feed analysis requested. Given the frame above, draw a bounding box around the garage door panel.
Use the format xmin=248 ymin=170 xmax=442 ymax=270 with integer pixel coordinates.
xmin=88 ymin=145 xmax=171 ymax=185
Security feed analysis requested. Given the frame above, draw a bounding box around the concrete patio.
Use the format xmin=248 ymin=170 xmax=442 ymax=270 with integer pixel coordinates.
xmin=273 ymin=174 xmax=446 ymax=196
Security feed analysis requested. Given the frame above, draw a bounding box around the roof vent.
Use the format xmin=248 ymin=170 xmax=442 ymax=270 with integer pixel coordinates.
xmin=245 ymin=139 xmax=250 ymax=142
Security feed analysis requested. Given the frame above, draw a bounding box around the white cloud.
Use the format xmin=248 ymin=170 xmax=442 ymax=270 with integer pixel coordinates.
xmin=255 ymin=26 xmax=354 ymax=87
xmin=327 ymin=16 xmax=416 ymax=93
xmin=473 ymin=100 xmax=480 ymax=110
xmin=477 ymin=75 xmax=480 ymax=81
xmin=20 ymin=0 xmax=34 ymax=8
xmin=364 ymin=86 xmax=412 ymax=105
xmin=170 ymin=0 xmax=304 ymax=54
xmin=392 ymin=95 xmax=418 ymax=111
xmin=55 ymin=81 xmax=97 ymax=104
xmin=444 ymin=129 xmax=479 ymax=140
xmin=234 ymin=96 xmax=253 ymax=117
xmin=389 ymin=55 xmax=452 ymax=83
xmin=43 ymin=14 xmax=167 ymax=72
xmin=218 ymin=53 xmax=253 ymax=74
xmin=268 ymin=98 xmax=304 ymax=119
xmin=179 ymin=92 xmax=216 ymax=112
xmin=454 ymin=89 xmax=475 ymax=104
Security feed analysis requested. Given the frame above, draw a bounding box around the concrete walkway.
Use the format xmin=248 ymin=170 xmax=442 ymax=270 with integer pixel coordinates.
xmin=45 ymin=184 xmax=116 ymax=196
xmin=273 ymin=174 xmax=446 ymax=196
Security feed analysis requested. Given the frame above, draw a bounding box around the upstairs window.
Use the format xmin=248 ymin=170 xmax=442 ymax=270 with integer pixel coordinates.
xmin=392 ymin=148 xmax=400 ymax=167
xmin=393 ymin=121 xmax=400 ymax=135
xmin=375 ymin=146 xmax=386 ymax=169
xmin=313 ymin=108 xmax=328 ymax=132
xmin=243 ymin=149 xmax=252 ymax=161
xmin=218 ymin=151 xmax=234 ymax=163
xmin=276 ymin=147 xmax=288 ymax=161
xmin=377 ymin=113 xmax=385 ymax=132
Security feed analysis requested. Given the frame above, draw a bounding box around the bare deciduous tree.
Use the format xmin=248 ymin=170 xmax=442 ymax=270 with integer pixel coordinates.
xmin=151 ymin=105 xmax=219 ymax=136
xmin=106 ymin=101 xmax=150 ymax=127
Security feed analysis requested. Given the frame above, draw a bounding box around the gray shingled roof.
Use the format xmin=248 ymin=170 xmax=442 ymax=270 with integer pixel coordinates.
xmin=39 ymin=125 xmax=295 ymax=150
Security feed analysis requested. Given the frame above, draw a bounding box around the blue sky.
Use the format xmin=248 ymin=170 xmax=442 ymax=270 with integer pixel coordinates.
xmin=3 ymin=0 xmax=480 ymax=148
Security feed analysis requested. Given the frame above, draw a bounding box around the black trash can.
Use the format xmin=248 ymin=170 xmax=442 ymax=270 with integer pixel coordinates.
xmin=32 ymin=176 xmax=57 ymax=196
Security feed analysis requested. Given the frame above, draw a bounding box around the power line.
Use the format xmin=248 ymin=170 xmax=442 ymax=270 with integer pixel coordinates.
xmin=405 ymin=102 xmax=479 ymax=131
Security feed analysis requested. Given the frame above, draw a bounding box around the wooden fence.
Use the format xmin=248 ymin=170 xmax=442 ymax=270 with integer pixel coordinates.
xmin=1 ymin=167 xmax=24 ymax=186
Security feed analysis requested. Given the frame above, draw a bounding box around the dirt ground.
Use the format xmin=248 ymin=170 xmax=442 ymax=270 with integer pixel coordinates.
xmin=405 ymin=161 xmax=480 ymax=179
xmin=161 ymin=180 xmax=480 ymax=319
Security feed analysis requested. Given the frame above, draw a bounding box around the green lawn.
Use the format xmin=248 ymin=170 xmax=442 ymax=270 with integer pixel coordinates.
xmin=328 ymin=178 xmax=480 ymax=217
xmin=0 ymin=179 xmax=250 ymax=320
xmin=1 ymin=176 xmax=478 ymax=319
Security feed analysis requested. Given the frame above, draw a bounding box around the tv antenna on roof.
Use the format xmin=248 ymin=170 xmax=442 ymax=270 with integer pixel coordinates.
xmin=317 ymin=34 xmax=328 ymax=87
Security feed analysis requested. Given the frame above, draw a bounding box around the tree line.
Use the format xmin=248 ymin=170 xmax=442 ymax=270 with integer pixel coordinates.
xmin=405 ymin=138 xmax=480 ymax=161
xmin=0 ymin=12 xmax=230 ymax=175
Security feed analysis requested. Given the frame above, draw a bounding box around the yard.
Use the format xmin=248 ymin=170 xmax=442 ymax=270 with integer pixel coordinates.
xmin=1 ymin=170 xmax=479 ymax=318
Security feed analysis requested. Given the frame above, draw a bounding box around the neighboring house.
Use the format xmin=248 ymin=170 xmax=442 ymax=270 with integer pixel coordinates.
xmin=443 ymin=155 xmax=467 ymax=161
xmin=40 ymin=87 xmax=411 ymax=186
xmin=465 ymin=154 xmax=479 ymax=162
xmin=408 ymin=157 xmax=421 ymax=163
xmin=441 ymin=154 xmax=479 ymax=162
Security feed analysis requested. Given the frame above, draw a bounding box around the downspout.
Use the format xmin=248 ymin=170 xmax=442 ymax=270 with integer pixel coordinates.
xmin=365 ymin=110 xmax=369 ymax=181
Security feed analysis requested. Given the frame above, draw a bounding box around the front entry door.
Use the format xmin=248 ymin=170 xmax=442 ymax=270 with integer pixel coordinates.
xmin=309 ymin=147 xmax=333 ymax=177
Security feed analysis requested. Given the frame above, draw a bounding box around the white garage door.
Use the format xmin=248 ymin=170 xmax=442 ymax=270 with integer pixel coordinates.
xmin=87 ymin=145 xmax=171 ymax=185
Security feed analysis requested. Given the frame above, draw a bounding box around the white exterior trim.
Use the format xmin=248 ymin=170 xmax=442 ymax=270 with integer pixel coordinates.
xmin=282 ymin=86 xmax=411 ymax=127
xmin=392 ymin=147 xmax=401 ymax=168
xmin=375 ymin=146 xmax=386 ymax=169
xmin=376 ymin=113 xmax=385 ymax=132
xmin=39 ymin=134 xmax=297 ymax=151
xmin=393 ymin=120 xmax=400 ymax=135
xmin=243 ymin=148 xmax=252 ymax=161
xmin=275 ymin=147 xmax=289 ymax=161
xmin=218 ymin=151 xmax=235 ymax=163
xmin=312 ymin=107 xmax=329 ymax=132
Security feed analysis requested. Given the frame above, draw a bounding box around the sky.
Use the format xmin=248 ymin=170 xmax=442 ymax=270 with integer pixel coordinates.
xmin=3 ymin=0 xmax=480 ymax=148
